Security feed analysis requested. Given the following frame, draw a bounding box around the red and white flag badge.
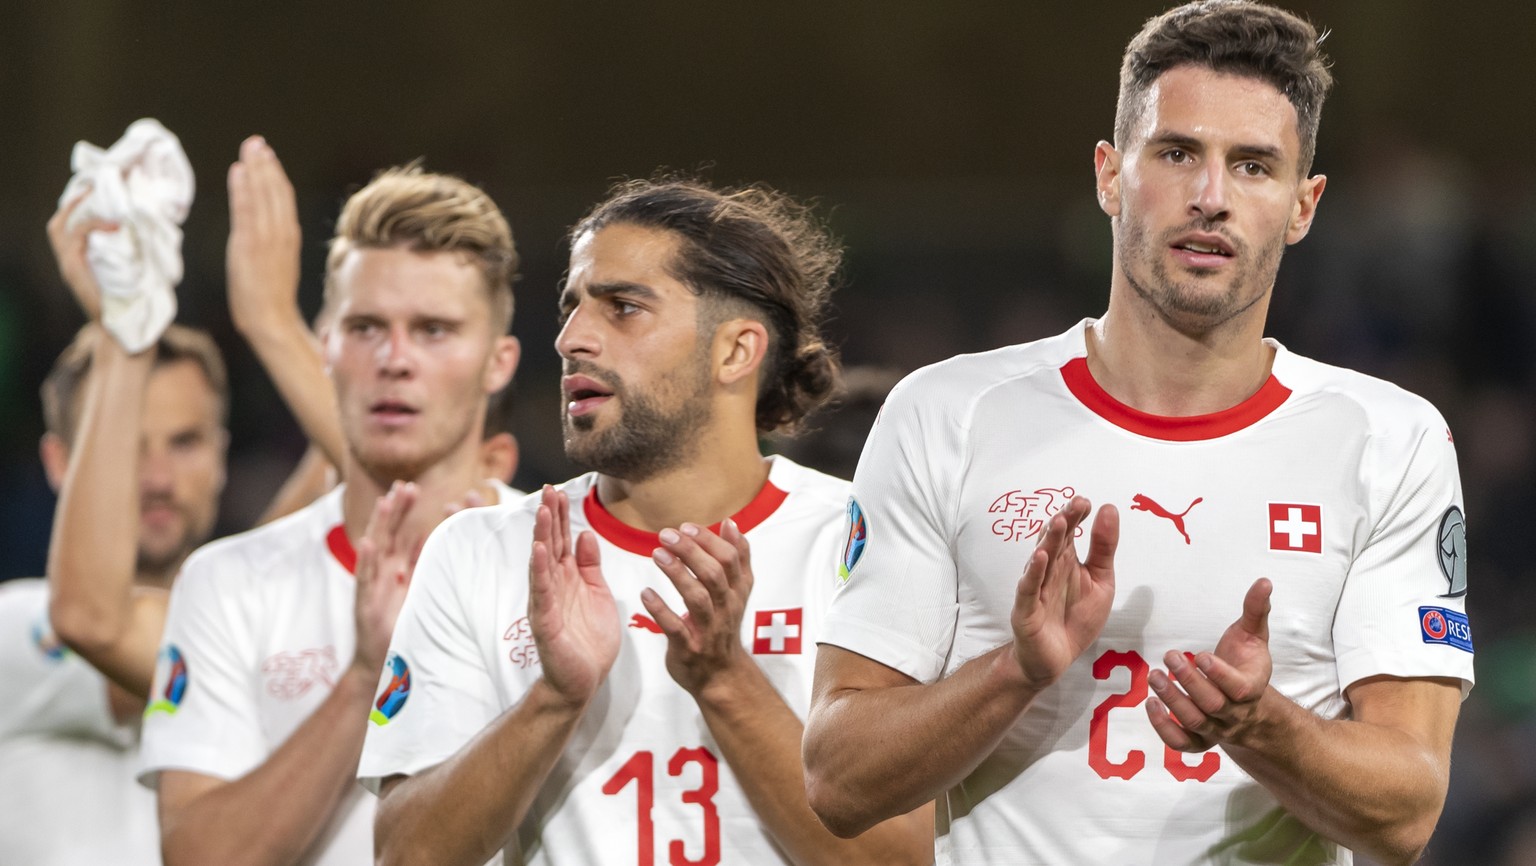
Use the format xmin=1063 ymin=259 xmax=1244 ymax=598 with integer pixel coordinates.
xmin=752 ymin=608 xmax=803 ymax=655
xmin=1269 ymin=503 xmax=1322 ymax=553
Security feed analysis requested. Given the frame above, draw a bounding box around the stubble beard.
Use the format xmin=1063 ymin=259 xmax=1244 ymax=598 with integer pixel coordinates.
xmin=562 ymin=356 xmax=714 ymax=483
xmin=1119 ymin=215 xmax=1286 ymax=333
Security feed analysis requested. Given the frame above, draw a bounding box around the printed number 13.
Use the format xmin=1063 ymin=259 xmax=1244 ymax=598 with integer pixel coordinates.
xmin=1088 ymin=649 xmax=1220 ymax=782
xmin=602 ymin=747 xmax=721 ymax=866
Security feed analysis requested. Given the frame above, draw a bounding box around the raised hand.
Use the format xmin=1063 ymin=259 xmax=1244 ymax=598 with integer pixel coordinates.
xmin=528 ymin=486 xmax=620 ymax=707
xmin=226 ymin=135 xmax=302 ymax=335
xmin=1009 ymin=497 xmax=1118 ymax=692
xmin=641 ymin=519 xmax=755 ymax=697
xmin=46 ymin=190 xmax=116 ymax=320
xmin=1147 ymin=577 xmax=1274 ymax=752
xmin=352 ymin=482 xmax=421 ymax=677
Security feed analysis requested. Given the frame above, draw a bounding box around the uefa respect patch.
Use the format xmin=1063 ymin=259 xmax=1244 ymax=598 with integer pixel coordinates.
xmin=145 ymin=645 xmax=189 ymax=716
xmin=838 ymin=497 xmax=867 ymax=584
xmin=370 ymin=652 xmax=412 ymax=726
xmin=1419 ymin=606 xmax=1473 ymax=653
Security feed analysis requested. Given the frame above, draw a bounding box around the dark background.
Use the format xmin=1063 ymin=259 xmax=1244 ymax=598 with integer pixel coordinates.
xmin=3 ymin=2 xmax=1534 ymax=862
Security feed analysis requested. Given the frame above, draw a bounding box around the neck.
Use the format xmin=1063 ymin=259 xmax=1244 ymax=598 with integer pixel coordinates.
xmin=340 ymin=439 xmax=494 ymax=544
xmin=133 ymin=564 xmax=179 ymax=591
xmin=1090 ymin=284 xmax=1275 ymax=417
xmin=595 ymin=421 xmax=769 ymax=534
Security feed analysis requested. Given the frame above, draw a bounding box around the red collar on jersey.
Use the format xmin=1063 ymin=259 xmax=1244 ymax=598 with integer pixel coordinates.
xmin=1060 ymin=356 xmax=1291 ymax=441
xmin=326 ymin=525 xmax=357 ymax=575
xmin=582 ymin=478 xmax=790 ymax=557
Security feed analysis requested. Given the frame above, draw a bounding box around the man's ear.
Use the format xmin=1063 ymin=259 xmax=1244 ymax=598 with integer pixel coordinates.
xmin=1094 ymin=141 xmax=1123 ymax=217
xmin=39 ymin=433 xmax=70 ymax=492
xmin=715 ymin=318 xmax=770 ymax=387
xmin=1286 ymin=174 xmax=1327 ymax=244
xmin=484 ymin=335 xmax=521 ymax=394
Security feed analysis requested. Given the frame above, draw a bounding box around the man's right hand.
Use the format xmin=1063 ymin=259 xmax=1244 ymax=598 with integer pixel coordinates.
xmin=226 ymin=135 xmax=302 ymax=336
xmin=528 ymin=485 xmax=621 ymax=708
xmin=46 ymin=191 xmax=114 ymax=321
xmin=1006 ymin=497 xmax=1119 ymax=692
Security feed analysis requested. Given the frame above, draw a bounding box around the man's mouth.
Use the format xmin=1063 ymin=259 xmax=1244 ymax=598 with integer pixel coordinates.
xmin=1170 ymin=233 xmax=1236 ymax=268
xmin=369 ymin=399 xmax=420 ymax=424
xmin=562 ymin=374 xmax=615 ymax=418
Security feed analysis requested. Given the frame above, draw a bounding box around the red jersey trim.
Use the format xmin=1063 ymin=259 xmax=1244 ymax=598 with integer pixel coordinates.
xmin=1060 ymin=356 xmax=1291 ymax=441
xmin=326 ymin=524 xmax=357 ymax=575
xmin=582 ymin=479 xmax=790 ymax=557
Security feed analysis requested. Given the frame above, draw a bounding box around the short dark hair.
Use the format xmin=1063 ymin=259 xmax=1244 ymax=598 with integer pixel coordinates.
xmin=42 ymin=324 xmax=229 ymax=444
xmin=1116 ymin=0 xmax=1333 ymax=173
xmin=571 ymin=178 xmax=843 ymax=434
xmin=325 ymin=164 xmax=518 ymax=334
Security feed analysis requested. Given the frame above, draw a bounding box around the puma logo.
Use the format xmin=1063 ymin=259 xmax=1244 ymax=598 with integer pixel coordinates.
xmin=1130 ymin=494 xmax=1203 ymax=544
xmin=629 ymin=613 xmax=663 ymax=633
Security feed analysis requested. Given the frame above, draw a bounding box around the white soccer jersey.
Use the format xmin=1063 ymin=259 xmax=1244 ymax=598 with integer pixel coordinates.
xmin=820 ymin=320 xmax=1473 ymax=866
xmin=140 ymin=481 xmax=516 ymax=866
xmin=359 ymin=456 xmax=848 ymax=866
xmin=0 ymin=578 xmax=159 ymax=866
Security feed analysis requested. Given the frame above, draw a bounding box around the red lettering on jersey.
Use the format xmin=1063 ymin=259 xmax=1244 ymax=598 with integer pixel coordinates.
xmin=260 ymin=646 xmax=339 ymax=700
xmin=752 ymin=609 xmax=803 ymax=654
xmin=988 ymin=486 xmax=1079 ymax=542
xmin=503 ymin=616 xmax=541 ymax=668
xmin=1130 ymin=494 xmax=1203 ymax=544
xmin=1269 ymin=503 xmax=1323 ymax=553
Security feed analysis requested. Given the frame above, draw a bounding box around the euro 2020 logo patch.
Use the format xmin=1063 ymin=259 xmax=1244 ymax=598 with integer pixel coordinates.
xmin=1437 ymin=506 xmax=1467 ymax=598
xmin=145 ymin=645 xmax=189 ymax=716
xmin=370 ymin=652 xmax=412 ymax=726
xmin=838 ymin=497 xmax=868 ymax=585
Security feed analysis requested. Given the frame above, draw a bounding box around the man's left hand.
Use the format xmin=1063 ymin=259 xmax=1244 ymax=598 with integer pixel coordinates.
xmin=643 ymin=519 xmax=756 ymax=698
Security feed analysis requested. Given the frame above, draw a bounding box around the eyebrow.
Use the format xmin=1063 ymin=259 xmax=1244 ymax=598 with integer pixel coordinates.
xmin=561 ymin=280 xmax=660 ymax=309
xmin=1147 ymin=130 xmax=1285 ymax=163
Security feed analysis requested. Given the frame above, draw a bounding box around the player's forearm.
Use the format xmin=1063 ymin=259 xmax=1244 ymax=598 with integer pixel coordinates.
xmin=160 ymin=665 xmax=376 ymax=866
xmin=237 ymin=311 xmax=346 ymax=469
xmin=694 ymin=659 xmax=933 ymax=865
xmin=805 ymin=644 xmax=1036 ymax=837
xmin=47 ymin=339 xmax=154 ymax=690
xmin=375 ymin=677 xmax=591 ymax=866
xmin=1220 ymin=687 xmax=1451 ymax=866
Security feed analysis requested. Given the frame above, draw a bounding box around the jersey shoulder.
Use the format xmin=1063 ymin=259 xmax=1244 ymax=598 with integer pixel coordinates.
xmin=885 ymin=324 xmax=1086 ymax=428
xmin=1277 ymin=347 xmax=1452 ymax=438
xmin=766 ymin=456 xmax=850 ymax=519
xmin=173 ymin=487 xmax=343 ymax=598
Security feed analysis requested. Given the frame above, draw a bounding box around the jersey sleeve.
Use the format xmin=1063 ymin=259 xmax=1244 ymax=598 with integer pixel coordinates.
xmin=138 ymin=551 xmax=268 ymax=786
xmin=0 ymin=581 xmax=120 ymax=743
xmin=359 ymin=510 xmax=505 ymax=793
xmin=1333 ymin=406 xmax=1474 ymax=695
xmin=817 ymin=372 xmax=966 ymax=683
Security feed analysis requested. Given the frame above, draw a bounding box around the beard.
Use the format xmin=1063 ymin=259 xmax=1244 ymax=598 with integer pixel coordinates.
xmin=562 ymin=353 xmax=713 ymax=483
xmin=135 ymin=498 xmax=214 ymax=583
xmin=1118 ymin=214 xmax=1286 ymax=331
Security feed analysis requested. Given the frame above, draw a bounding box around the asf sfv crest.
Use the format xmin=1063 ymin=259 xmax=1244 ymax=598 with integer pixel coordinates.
xmin=989 ymin=487 xmax=1077 ymax=541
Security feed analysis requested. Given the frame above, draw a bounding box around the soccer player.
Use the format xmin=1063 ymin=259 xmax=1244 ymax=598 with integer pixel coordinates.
xmin=0 ymin=323 xmax=227 ymax=866
xmin=803 ymin=3 xmax=1471 ymax=865
xmin=136 ymin=140 xmax=521 ymax=865
xmin=360 ymin=179 xmax=933 ymax=865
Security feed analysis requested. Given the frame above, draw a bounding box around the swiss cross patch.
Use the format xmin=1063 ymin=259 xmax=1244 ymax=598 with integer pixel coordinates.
xmin=1269 ymin=503 xmax=1322 ymax=553
xmin=752 ymin=608 xmax=803 ymax=655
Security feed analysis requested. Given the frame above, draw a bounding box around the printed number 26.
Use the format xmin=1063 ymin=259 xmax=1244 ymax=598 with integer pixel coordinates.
xmin=1088 ymin=650 xmax=1220 ymax=782
xmin=602 ymin=747 xmax=721 ymax=866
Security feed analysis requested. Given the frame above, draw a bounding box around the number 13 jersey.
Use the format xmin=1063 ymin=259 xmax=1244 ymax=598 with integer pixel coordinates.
xmin=360 ymin=456 xmax=848 ymax=865
xmin=819 ymin=320 xmax=1474 ymax=866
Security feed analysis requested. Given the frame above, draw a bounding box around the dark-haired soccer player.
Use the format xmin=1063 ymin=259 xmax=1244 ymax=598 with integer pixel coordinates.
xmin=362 ymin=179 xmax=932 ymax=865
xmin=804 ymin=3 xmax=1470 ymax=865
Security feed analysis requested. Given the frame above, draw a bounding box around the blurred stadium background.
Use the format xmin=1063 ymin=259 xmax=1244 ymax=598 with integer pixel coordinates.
xmin=2 ymin=2 xmax=1533 ymax=862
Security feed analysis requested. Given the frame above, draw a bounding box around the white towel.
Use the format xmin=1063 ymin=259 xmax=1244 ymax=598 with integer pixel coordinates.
xmin=58 ymin=119 xmax=195 ymax=353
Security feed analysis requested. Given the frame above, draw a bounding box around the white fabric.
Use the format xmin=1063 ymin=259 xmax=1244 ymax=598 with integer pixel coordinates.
xmin=139 ymin=479 xmax=517 ymax=866
xmin=360 ymin=457 xmax=848 ymax=866
xmin=58 ymin=118 xmax=193 ymax=353
xmin=0 ymin=579 xmax=159 ymax=865
xmin=820 ymin=319 xmax=1472 ymax=866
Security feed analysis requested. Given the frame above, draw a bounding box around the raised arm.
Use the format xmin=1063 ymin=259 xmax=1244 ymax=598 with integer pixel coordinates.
xmin=804 ymin=498 xmax=1118 ymax=836
xmin=644 ymin=520 xmax=933 ymax=865
xmin=1145 ymin=578 xmax=1461 ymax=866
xmin=226 ymin=135 xmax=345 ymax=468
xmin=44 ymin=195 xmax=168 ymax=697
xmin=157 ymin=483 xmax=417 ymax=866
xmin=375 ymin=486 xmax=622 ymax=866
